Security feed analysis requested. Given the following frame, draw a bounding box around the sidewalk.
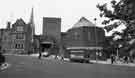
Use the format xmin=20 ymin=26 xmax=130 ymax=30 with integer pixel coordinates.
xmin=4 ymin=54 xmax=135 ymax=67
xmin=90 ymin=60 xmax=135 ymax=67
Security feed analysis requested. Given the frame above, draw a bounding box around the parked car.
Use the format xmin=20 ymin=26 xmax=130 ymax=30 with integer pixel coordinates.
xmin=42 ymin=52 xmax=50 ymax=57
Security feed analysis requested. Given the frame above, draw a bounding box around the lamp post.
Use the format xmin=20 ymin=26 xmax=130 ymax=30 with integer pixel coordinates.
xmin=94 ymin=18 xmax=98 ymax=62
xmin=117 ymin=44 xmax=122 ymax=57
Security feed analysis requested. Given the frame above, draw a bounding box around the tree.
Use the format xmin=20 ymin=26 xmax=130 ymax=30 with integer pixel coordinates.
xmin=97 ymin=0 xmax=135 ymax=36
xmin=97 ymin=0 xmax=135 ymax=56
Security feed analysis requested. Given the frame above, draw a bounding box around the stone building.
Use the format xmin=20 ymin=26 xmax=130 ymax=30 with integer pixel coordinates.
xmin=0 ymin=22 xmax=12 ymax=53
xmin=10 ymin=19 xmax=32 ymax=54
xmin=0 ymin=8 xmax=35 ymax=54
xmin=0 ymin=19 xmax=33 ymax=54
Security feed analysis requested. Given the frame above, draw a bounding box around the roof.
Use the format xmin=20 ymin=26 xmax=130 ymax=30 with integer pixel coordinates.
xmin=72 ymin=17 xmax=95 ymax=28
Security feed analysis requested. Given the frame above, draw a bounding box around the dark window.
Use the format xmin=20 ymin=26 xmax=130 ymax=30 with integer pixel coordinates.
xmin=15 ymin=44 xmax=24 ymax=49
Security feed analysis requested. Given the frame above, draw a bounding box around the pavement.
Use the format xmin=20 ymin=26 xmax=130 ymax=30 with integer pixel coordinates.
xmin=90 ymin=60 xmax=135 ymax=67
xmin=1 ymin=55 xmax=135 ymax=78
xmin=3 ymin=53 xmax=135 ymax=67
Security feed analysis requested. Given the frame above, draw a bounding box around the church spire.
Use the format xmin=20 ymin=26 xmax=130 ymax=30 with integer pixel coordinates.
xmin=30 ymin=7 xmax=35 ymax=42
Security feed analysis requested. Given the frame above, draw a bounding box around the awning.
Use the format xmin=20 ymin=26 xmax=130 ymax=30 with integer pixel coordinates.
xmin=41 ymin=41 xmax=53 ymax=44
xmin=66 ymin=46 xmax=103 ymax=50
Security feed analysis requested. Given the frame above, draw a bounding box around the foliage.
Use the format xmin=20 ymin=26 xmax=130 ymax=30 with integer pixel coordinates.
xmin=97 ymin=0 xmax=135 ymax=56
xmin=97 ymin=0 xmax=135 ymax=34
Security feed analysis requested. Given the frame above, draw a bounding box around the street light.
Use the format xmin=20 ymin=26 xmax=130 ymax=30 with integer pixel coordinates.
xmin=94 ymin=18 xmax=98 ymax=62
xmin=117 ymin=44 xmax=122 ymax=57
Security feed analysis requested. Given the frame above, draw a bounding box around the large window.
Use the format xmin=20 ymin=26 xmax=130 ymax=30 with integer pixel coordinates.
xmin=16 ymin=26 xmax=24 ymax=32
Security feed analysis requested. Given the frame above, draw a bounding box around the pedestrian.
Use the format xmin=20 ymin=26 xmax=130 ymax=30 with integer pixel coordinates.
xmin=0 ymin=52 xmax=5 ymax=66
xmin=111 ymin=54 xmax=114 ymax=64
xmin=55 ymin=54 xmax=58 ymax=59
xmin=61 ymin=55 xmax=64 ymax=61
xmin=38 ymin=52 xmax=42 ymax=59
xmin=124 ymin=56 xmax=128 ymax=64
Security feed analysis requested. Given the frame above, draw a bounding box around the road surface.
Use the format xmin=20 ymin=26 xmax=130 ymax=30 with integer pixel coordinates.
xmin=0 ymin=55 xmax=135 ymax=78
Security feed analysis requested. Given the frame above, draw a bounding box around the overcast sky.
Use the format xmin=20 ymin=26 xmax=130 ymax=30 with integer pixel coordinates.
xmin=0 ymin=0 xmax=124 ymax=35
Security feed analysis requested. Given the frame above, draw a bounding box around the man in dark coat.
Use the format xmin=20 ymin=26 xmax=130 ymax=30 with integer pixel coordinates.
xmin=124 ymin=56 xmax=129 ymax=64
xmin=111 ymin=54 xmax=115 ymax=64
xmin=0 ymin=52 xmax=5 ymax=66
xmin=38 ymin=51 xmax=42 ymax=59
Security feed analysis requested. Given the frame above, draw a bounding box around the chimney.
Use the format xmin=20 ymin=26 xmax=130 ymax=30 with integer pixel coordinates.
xmin=7 ymin=21 xmax=11 ymax=29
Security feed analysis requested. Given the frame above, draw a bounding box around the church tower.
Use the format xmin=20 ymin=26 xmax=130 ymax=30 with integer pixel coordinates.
xmin=29 ymin=7 xmax=35 ymax=42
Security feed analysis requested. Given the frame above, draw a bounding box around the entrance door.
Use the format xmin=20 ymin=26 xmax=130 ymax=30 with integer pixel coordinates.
xmin=41 ymin=43 xmax=52 ymax=52
xmin=40 ymin=42 xmax=53 ymax=57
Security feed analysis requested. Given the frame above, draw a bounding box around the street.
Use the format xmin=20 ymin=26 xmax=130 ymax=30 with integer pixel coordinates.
xmin=0 ymin=55 xmax=135 ymax=78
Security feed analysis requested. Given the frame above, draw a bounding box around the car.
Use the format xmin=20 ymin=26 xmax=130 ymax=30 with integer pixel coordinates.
xmin=42 ymin=52 xmax=50 ymax=57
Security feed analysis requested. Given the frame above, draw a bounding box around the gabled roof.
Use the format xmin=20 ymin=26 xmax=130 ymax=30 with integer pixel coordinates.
xmin=72 ymin=17 xmax=95 ymax=28
xmin=13 ymin=18 xmax=26 ymax=26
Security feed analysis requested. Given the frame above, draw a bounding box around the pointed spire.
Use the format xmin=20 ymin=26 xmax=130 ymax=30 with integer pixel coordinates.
xmin=29 ymin=7 xmax=35 ymax=42
xmin=30 ymin=7 xmax=34 ymax=24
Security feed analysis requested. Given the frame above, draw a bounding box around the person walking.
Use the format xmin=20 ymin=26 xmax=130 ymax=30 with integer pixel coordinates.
xmin=124 ymin=56 xmax=129 ymax=64
xmin=0 ymin=52 xmax=5 ymax=66
xmin=38 ymin=51 xmax=42 ymax=59
xmin=111 ymin=54 xmax=114 ymax=64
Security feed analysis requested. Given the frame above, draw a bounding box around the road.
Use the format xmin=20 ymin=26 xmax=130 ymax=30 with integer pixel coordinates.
xmin=0 ymin=55 xmax=135 ymax=78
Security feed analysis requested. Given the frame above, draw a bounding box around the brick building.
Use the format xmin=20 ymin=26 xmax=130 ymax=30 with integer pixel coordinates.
xmin=43 ymin=17 xmax=61 ymax=43
xmin=41 ymin=17 xmax=61 ymax=55
xmin=62 ymin=17 xmax=105 ymax=59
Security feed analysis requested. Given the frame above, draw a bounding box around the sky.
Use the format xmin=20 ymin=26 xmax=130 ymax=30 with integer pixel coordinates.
xmin=0 ymin=0 xmax=124 ymax=35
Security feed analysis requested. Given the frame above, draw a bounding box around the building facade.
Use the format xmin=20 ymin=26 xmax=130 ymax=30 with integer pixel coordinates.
xmin=0 ymin=19 xmax=33 ymax=54
xmin=62 ymin=17 xmax=105 ymax=60
xmin=0 ymin=8 xmax=35 ymax=54
xmin=43 ymin=17 xmax=61 ymax=44
xmin=42 ymin=17 xmax=62 ymax=55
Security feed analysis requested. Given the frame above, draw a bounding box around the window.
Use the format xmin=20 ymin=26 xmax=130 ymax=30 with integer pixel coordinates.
xmin=15 ymin=44 xmax=24 ymax=49
xmin=16 ymin=26 xmax=24 ymax=32
xmin=16 ymin=33 xmax=25 ymax=39
xmin=88 ymin=32 xmax=91 ymax=40
xmin=74 ymin=32 xmax=79 ymax=40
xmin=12 ymin=35 xmax=16 ymax=39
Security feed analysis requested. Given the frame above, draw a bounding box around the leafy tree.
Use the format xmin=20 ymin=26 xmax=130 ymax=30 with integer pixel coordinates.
xmin=97 ymin=0 xmax=135 ymax=56
xmin=97 ymin=0 xmax=135 ymax=38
